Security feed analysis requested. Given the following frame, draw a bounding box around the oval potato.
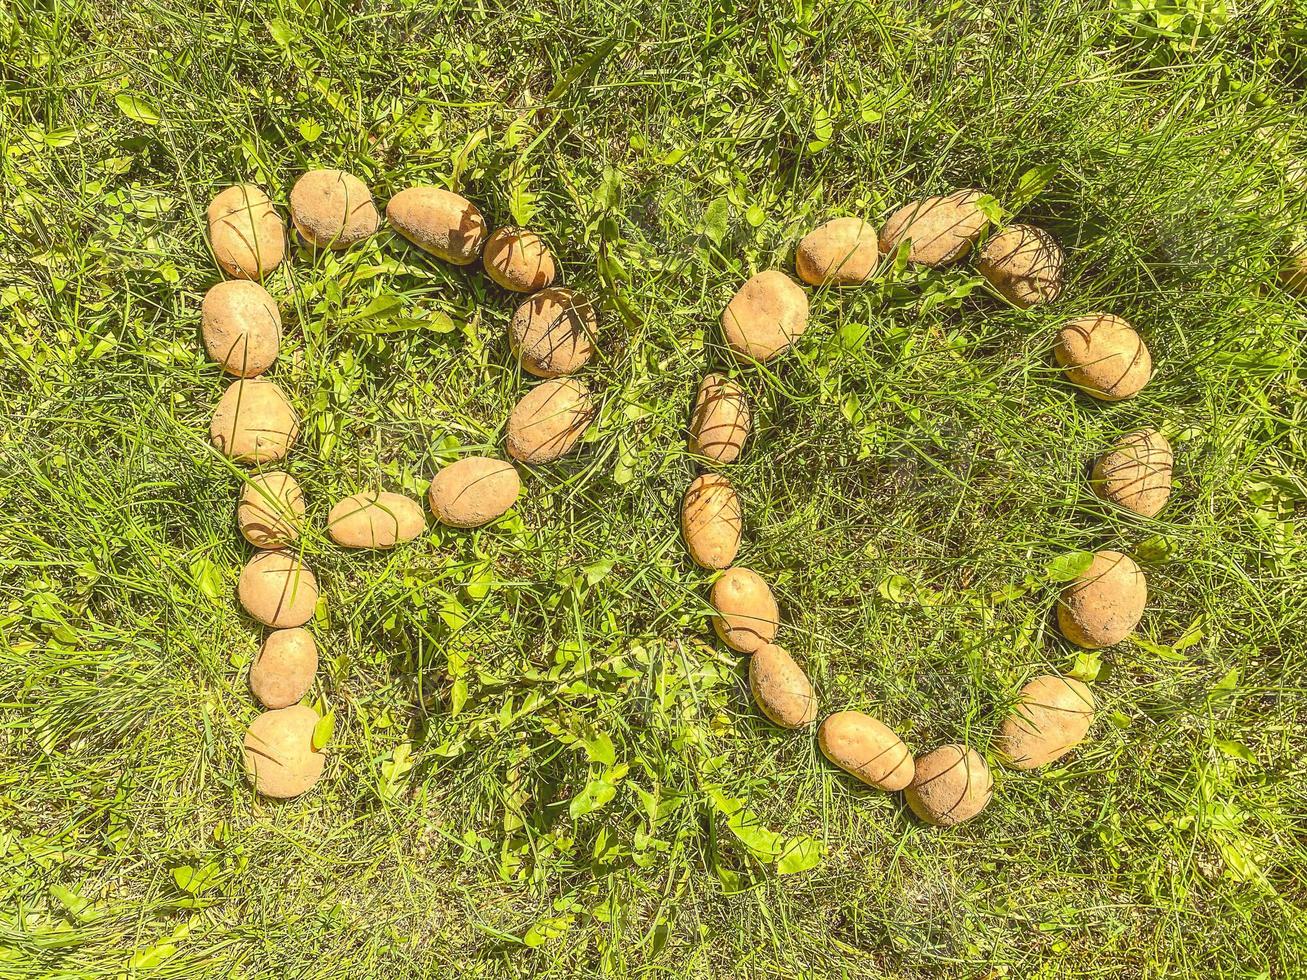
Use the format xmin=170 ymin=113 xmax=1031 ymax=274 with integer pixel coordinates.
xmin=720 ymin=270 xmax=809 ymax=362
xmin=484 ymin=227 xmax=557 ymax=292
xmin=509 ymin=287 xmax=597 ymax=378
xmin=681 ymin=473 xmax=742 ymax=569
xmin=242 ymin=704 xmax=325 ymax=798
xmin=428 ymin=456 xmax=520 ymax=527
xmin=749 ymin=643 xmax=817 ymax=728
xmin=711 ymin=567 xmax=779 ymax=653
xmin=237 ymin=471 xmax=305 ymax=548
xmin=249 ymin=627 xmax=319 ymax=709
xmin=795 ymin=217 xmax=880 ymax=286
xmin=208 ymin=184 xmax=286 ymax=280
xmin=1090 ymin=428 xmax=1172 ymax=517
xmin=818 ymin=711 xmax=914 ymax=791
xmin=506 ymin=377 xmax=595 ymax=464
xmin=687 ymin=373 xmax=750 ymax=464
xmin=1055 ymin=313 xmax=1152 ymax=401
xmin=904 ymin=744 xmax=993 ymax=827
xmin=289 ymin=168 xmax=380 ymax=249
xmin=210 ymin=379 xmax=300 ymax=464
xmin=879 ymin=189 xmax=988 ymax=267
xmin=327 ymin=491 xmax=426 ymax=549
xmin=976 ymin=223 xmax=1065 ymax=308
xmin=1058 ymin=549 xmax=1147 ymax=649
xmin=201 ymin=280 xmax=281 ymax=377
xmin=996 ymin=674 xmax=1094 ymax=770
xmin=386 ymin=186 xmax=488 ymax=265
xmin=238 ymin=550 xmax=318 ymax=628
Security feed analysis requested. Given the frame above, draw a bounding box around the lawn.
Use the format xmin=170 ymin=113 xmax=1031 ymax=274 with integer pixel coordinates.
xmin=3 ymin=0 xmax=1306 ymax=976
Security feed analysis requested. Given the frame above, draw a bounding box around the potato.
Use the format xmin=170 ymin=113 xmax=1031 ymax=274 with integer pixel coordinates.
xmin=749 ymin=643 xmax=817 ymax=728
xmin=201 ymin=280 xmax=281 ymax=377
xmin=249 ymin=627 xmax=318 ymax=709
xmin=210 ymin=378 xmax=300 ymax=464
xmin=687 ymin=373 xmax=750 ymax=464
xmin=996 ymin=674 xmax=1094 ymax=770
xmin=242 ymin=704 xmax=325 ymax=798
xmin=1090 ymin=428 xmax=1173 ymax=517
xmin=238 ymin=550 xmax=318 ymax=628
xmin=795 ymin=217 xmax=880 ymax=286
xmin=818 ymin=711 xmax=914 ymax=791
xmin=905 ymin=745 xmax=992 ymax=827
xmin=289 ymin=168 xmax=380 ymax=249
xmin=711 ymin=567 xmax=779 ymax=653
xmin=721 ymin=270 xmax=809 ymax=362
xmin=976 ymin=223 xmax=1065 ymax=308
xmin=484 ymin=227 xmax=557 ymax=292
xmin=1057 ymin=549 xmax=1147 ymax=649
xmin=1055 ymin=313 xmax=1152 ymax=401
xmin=237 ymin=471 xmax=305 ymax=548
xmin=327 ymin=491 xmax=426 ymax=549
xmin=509 ymin=287 xmax=597 ymax=377
xmin=681 ymin=473 xmax=742 ymax=569
xmin=506 ymin=377 xmax=595 ymax=464
xmin=428 ymin=456 xmax=520 ymax=527
xmin=878 ymin=189 xmax=988 ymax=267
xmin=385 ymin=186 xmax=488 ymax=265
xmin=1284 ymin=246 xmax=1307 ymax=294
xmin=207 ymin=184 xmax=286 ymax=280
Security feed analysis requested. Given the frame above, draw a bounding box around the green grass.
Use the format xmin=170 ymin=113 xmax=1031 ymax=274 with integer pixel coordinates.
xmin=3 ymin=0 xmax=1306 ymax=976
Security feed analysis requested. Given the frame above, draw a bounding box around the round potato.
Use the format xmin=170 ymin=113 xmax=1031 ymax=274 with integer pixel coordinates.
xmin=1058 ymin=550 xmax=1147 ymax=649
xmin=327 ymin=491 xmax=426 ymax=549
xmin=289 ymin=168 xmax=380 ymax=249
xmin=242 ymin=704 xmax=325 ymax=798
xmin=210 ymin=379 xmax=300 ymax=464
xmin=687 ymin=373 xmax=750 ymax=464
xmin=720 ymin=270 xmax=809 ymax=362
xmin=904 ymin=744 xmax=993 ymax=827
xmin=238 ymin=551 xmax=318 ymax=628
xmin=428 ymin=456 xmax=520 ymax=527
xmin=201 ymin=280 xmax=281 ymax=377
xmin=711 ymin=567 xmax=779 ymax=653
xmin=1055 ymin=313 xmax=1152 ymax=401
xmin=237 ymin=471 xmax=305 ymax=548
xmin=1091 ymin=428 xmax=1173 ymax=517
xmin=509 ymin=288 xmax=597 ymax=377
xmin=484 ymin=227 xmax=557 ymax=292
xmin=506 ymin=378 xmax=595 ymax=464
xmin=208 ymin=184 xmax=286 ymax=279
xmin=996 ymin=674 xmax=1095 ymax=770
xmin=976 ymin=223 xmax=1065 ymax=308
xmin=878 ymin=189 xmax=988 ymax=267
xmin=681 ymin=473 xmax=742 ymax=569
xmin=795 ymin=217 xmax=880 ymax=286
xmin=818 ymin=711 xmax=914 ymax=791
xmin=385 ymin=186 xmax=488 ymax=265
xmin=249 ymin=627 xmax=318 ymax=709
xmin=749 ymin=643 xmax=817 ymax=728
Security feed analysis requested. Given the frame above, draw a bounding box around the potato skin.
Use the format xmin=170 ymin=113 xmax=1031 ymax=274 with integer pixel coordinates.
xmin=818 ymin=711 xmax=914 ymax=791
xmin=428 ymin=457 xmax=520 ymax=527
xmin=327 ymin=491 xmax=426 ymax=549
xmin=386 ymin=186 xmax=488 ymax=265
xmin=711 ymin=567 xmax=779 ymax=653
xmin=210 ymin=379 xmax=300 ymax=464
xmin=484 ymin=227 xmax=557 ymax=292
xmin=1055 ymin=314 xmax=1152 ymax=402
xmin=237 ymin=471 xmax=305 ymax=548
xmin=208 ymin=184 xmax=286 ymax=279
xmin=749 ymin=644 xmax=817 ymax=728
xmin=242 ymin=704 xmax=325 ymax=798
xmin=878 ymin=189 xmax=988 ymax=267
xmin=508 ymin=287 xmax=597 ymax=377
xmin=904 ymin=744 xmax=992 ymax=827
xmin=1058 ymin=550 xmax=1147 ymax=649
xmin=720 ymin=270 xmax=809 ymax=362
xmin=249 ymin=627 xmax=318 ymax=709
xmin=795 ymin=217 xmax=880 ymax=286
xmin=681 ymin=473 xmax=742 ymax=569
xmin=238 ymin=551 xmax=318 ymax=628
xmin=1090 ymin=428 xmax=1172 ymax=517
xmin=1284 ymin=247 xmax=1307 ymax=294
xmin=996 ymin=674 xmax=1094 ymax=770
xmin=289 ymin=168 xmax=380 ymax=249
xmin=687 ymin=373 xmax=750 ymax=464
xmin=976 ymin=223 xmax=1065 ymax=308
xmin=201 ymin=280 xmax=281 ymax=377
xmin=506 ymin=378 xmax=595 ymax=464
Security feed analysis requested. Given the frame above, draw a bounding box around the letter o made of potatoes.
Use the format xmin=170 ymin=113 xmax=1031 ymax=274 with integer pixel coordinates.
xmin=242 ymin=704 xmax=325 ymax=798
xmin=749 ymin=643 xmax=817 ymax=728
xmin=904 ymin=744 xmax=993 ymax=827
xmin=1057 ymin=550 xmax=1147 ymax=648
xmin=818 ymin=711 xmax=914 ymax=791
xmin=711 ymin=567 xmax=779 ymax=653
xmin=237 ymin=550 xmax=319 ymax=628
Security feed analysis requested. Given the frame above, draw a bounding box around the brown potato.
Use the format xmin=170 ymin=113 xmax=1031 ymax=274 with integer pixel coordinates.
xmin=237 ymin=471 xmax=305 ymax=548
xmin=289 ymin=168 xmax=380 ymax=249
xmin=327 ymin=491 xmax=426 ymax=549
xmin=1090 ymin=428 xmax=1173 ymax=517
xmin=386 ymin=186 xmax=488 ymax=265
xmin=904 ymin=744 xmax=993 ymax=827
xmin=795 ymin=217 xmax=880 ymax=286
xmin=1058 ymin=550 xmax=1147 ymax=649
xmin=1055 ymin=313 xmax=1152 ymax=401
xmin=201 ymin=280 xmax=281 ymax=377
xmin=208 ymin=184 xmax=286 ymax=279
xmin=711 ymin=567 xmax=779 ymax=653
xmin=210 ymin=379 xmax=300 ymax=464
xmin=687 ymin=373 xmax=750 ymax=464
xmin=508 ymin=287 xmax=597 ymax=377
xmin=976 ymin=223 xmax=1065 ymax=308
xmin=428 ymin=456 xmax=520 ymax=527
xmin=484 ymin=227 xmax=557 ymax=292
xmin=681 ymin=473 xmax=742 ymax=569
xmin=878 ymin=189 xmax=988 ymax=267
xmin=720 ymin=270 xmax=809 ymax=362
xmin=1284 ymin=246 xmax=1307 ymax=294
xmin=749 ymin=643 xmax=817 ymax=728
xmin=249 ymin=627 xmax=318 ymax=709
xmin=818 ymin=711 xmax=914 ymax=791
xmin=506 ymin=378 xmax=595 ymax=464
xmin=238 ymin=551 xmax=318 ymax=628
xmin=996 ymin=674 xmax=1095 ymax=770
xmin=242 ymin=704 xmax=325 ymax=798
